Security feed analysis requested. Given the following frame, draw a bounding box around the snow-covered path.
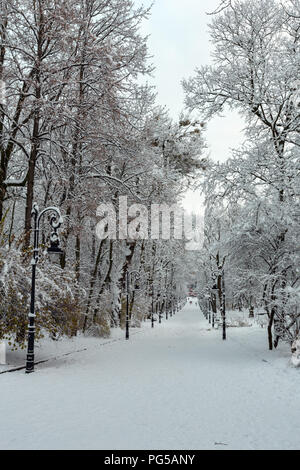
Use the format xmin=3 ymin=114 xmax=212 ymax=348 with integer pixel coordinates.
xmin=1 ymin=303 xmax=300 ymax=450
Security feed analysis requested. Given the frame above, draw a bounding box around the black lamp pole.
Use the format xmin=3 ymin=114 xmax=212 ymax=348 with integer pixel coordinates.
xmin=126 ymin=271 xmax=130 ymax=340
xmin=158 ymin=297 xmax=162 ymax=324
xmin=165 ymin=293 xmax=169 ymax=320
xmin=26 ymin=203 xmax=63 ymax=374
xmin=151 ymin=281 xmax=155 ymax=328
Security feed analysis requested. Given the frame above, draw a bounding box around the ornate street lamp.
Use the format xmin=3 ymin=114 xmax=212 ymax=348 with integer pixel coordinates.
xmin=220 ymin=269 xmax=226 ymax=341
xmin=26 ymin=203 xmax=63 ymax=374
xmin=150 ymin=280 xmax=155 ymax=329
xmin=164 ymin=293 xmax=169 ymax=320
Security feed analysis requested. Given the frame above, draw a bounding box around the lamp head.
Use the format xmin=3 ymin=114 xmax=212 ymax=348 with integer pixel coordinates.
xmin=47 ymin=232 xmax=64 ymax=261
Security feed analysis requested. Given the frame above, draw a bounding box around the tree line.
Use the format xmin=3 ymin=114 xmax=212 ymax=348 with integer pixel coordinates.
xmin=0 ymin=0 xmax=204 ymax=347
xmin=184 ymin=0 xmax=300 ymax=352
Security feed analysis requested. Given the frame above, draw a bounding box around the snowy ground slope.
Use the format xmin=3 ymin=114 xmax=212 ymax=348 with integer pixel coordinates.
xmin=1 ymin=303 xmax=300 ymax=450
xmin=0 ymin=327 xmax=133 ymax=371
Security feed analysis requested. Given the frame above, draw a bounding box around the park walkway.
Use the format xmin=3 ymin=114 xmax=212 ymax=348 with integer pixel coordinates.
xmin=1 ymin=302 xmax=300 ymax=450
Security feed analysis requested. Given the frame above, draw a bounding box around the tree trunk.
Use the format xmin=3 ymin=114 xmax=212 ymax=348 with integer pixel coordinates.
xmin=24 ymin=131 xmax=39 ymax=248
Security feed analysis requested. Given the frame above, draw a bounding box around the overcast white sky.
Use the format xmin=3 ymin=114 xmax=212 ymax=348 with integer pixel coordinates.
xmin=136 ymin=0 xmax=245 ymax=212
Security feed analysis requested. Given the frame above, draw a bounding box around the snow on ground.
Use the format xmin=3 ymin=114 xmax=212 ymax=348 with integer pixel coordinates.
xmin=0 ymin=301 xmax=300 ymax=450
xmin=0 ymin=327 xmax=134 ymax=371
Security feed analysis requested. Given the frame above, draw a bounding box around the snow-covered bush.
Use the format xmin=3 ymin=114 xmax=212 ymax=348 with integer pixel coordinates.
xmin=0 ymin=240 xmax=86 ymax=349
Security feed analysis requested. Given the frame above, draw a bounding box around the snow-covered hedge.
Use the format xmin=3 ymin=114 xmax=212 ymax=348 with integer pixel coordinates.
xmin=0 ymin=241 xmax=86 ymax=349
xmin=225 ymin=310 xmax=253 ymax=328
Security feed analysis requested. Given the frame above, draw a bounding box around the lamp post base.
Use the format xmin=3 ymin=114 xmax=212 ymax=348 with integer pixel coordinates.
xmin=26 ymin=352 xmax=35 ymax=373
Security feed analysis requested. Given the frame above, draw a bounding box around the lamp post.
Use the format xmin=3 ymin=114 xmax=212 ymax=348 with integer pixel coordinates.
xmin=158 ymin=295 xmax=162 ymax=324
xmin=26 ymin=203 xmax=63 ymax=374
xmin=165 ymin=293 xmax=169 ymax=320
xmin=151 ymin=281 xmax=155 ymax=329
xmin=207 ymin=293 xmax=212 ymax=324
xmin=125 ymin=270 xmax=142 ymax=340
xmin=146 ymin=276 xmax=155 ymax=328
xmin=220 ymin=269 xmax=226 ymax=341
xmin=151 ymin=299 xmax=155 ymax=328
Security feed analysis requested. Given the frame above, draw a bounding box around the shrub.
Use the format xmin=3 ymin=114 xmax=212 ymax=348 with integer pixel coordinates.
xmin=0 ymin=242 xmax=85 ymax=348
